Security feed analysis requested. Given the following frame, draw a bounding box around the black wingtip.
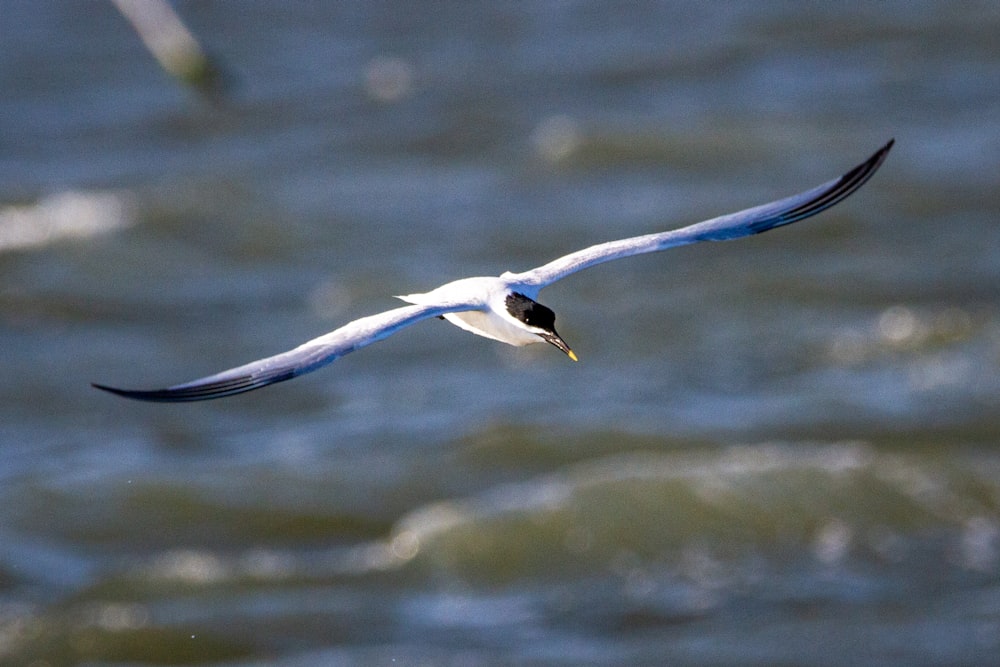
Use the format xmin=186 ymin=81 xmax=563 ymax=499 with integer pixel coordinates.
xmin=875 ymin=138 xmax=894 ymax=162
xmin=91 ymin=382 xmax=198 ymax=403
xmin=91 ymin=378 xmax=252 ymax=402
xmin=842 ymin=138 xmax=894 ymax=184
xmin=852 ymin=137 xmax=894 ymax=185
xmin=866 ymin=138 xmax=894 ymax=175
xmin=757 ymin=137 xmax=894 ymax=231
xmin=91 ymin=365 xmax=297 ymax=402
xmin=92 ymin=382 xmax=131 ymax=397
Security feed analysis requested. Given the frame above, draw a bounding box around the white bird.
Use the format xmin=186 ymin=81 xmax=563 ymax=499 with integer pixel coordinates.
xmin=94 ymin=140 xmax=893 ymax=402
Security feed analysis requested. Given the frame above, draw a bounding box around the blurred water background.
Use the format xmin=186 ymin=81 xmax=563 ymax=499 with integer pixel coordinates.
xmin=2 ymin=2 xmax=999 ymax=665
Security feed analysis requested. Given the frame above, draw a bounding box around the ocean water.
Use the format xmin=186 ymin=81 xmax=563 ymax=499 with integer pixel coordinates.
xmin=1 ymin=2 xmax=999 ymax=665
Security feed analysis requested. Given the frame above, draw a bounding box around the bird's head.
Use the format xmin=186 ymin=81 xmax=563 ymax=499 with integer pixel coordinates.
xmin=505 ymin=292 xmax=578 ymax=361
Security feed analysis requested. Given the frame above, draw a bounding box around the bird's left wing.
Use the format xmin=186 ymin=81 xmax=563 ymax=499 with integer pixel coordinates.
xmin=93 ymin=301 xmax=480 ymax=402
xmin=514 ymin=139 xmax=893 ymax=288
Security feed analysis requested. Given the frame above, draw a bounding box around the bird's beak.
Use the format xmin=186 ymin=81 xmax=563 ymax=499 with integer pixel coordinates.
xmin=541 ymin=331 xmax=578 ymax=362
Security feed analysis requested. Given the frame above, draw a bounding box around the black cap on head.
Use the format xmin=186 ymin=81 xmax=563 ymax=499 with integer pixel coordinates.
xmin=506 ymin=292 xmax=556 ymax=330
xmin=505 ymin=292 xmax=578 ymax=360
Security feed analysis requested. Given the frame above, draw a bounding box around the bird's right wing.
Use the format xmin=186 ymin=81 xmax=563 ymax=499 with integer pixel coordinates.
xmin=93 ymin=301 xmax=481 ymax=402
xmin=514 ymin=140 xmax=893 ymax=288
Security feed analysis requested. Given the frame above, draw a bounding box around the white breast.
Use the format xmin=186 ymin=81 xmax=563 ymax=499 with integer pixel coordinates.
xmin=396 ymin=275 xmax=542 ymax=347
xmin=443 ymin=309 xmax=541 ymax=347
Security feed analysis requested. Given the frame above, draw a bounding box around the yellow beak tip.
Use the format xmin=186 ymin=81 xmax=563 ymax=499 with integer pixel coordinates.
xmin=567 ymin=350 xmax=579 ymax=362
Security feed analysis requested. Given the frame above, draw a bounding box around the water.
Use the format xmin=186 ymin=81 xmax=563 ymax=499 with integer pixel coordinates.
xmin=1 ymin=2 xmax=999 ymax=665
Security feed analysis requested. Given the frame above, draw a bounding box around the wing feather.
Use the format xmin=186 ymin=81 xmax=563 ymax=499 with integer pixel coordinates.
xmin=93 ymin=302 xmax=479 ymax=402
xmin=515 ymin=140 xmax=893 ymax=288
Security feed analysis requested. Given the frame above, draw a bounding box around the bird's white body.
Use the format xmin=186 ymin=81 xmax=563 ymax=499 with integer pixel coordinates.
xmin=94 ymin=141 xmax=893 ymax=402
xmin=398 ymin=275 xmax=540 ymax=346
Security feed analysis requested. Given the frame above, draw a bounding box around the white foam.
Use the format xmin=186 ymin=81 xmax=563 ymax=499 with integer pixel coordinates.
xmin=0 ymin=190 xmax=135 ymax=252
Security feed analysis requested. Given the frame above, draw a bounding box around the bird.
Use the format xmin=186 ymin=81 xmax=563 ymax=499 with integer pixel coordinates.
xmin=93 ymin=139 xmax=893 ymax=402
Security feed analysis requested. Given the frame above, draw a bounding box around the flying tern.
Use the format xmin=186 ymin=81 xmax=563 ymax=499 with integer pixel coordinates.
xmin=94 ymin=139 xmax=893 ymax=402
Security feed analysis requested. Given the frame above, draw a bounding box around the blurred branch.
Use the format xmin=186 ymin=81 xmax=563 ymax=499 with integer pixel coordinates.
xmin=111 ymin=0 xmax=230 ymax=98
